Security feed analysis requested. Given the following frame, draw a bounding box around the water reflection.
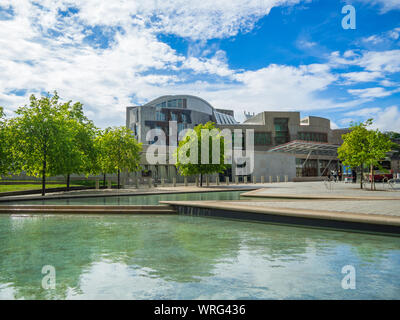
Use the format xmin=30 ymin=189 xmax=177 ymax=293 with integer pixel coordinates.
xmin=7 ymin=191 xmax=244 ymax=206
xmin=0 ymin=214 xmax=399 ymax=299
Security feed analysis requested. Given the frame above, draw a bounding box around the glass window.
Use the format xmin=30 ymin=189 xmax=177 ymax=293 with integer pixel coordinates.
xmin=156 ymin=111 xmax=166 ymax=121
xmin=167 ymin=99 xmax=177 ymax=108
xmin=298 ymin=132 xmax=327 ymax=142
xmin=274 ymin=118 xmax=288 ymax=132
xmin=177 ymin=123 xmax=185 ymax=135
xmin=274 ymin=118 xmax=290 ymax=145
xmin=254 ymin=132 xmax=272 ymax=145
xmin=171 ymin=113 xmax=178 ymax=121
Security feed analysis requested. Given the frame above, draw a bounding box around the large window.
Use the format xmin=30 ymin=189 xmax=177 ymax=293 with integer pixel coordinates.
xmin=298 ymin=132 xmax=328 ymax=143
xmin=156 ymin=111 xmax=166 ymax=121
xmin=254 ymin=132 xmax=272 ymax=145
xmin=274 ymin=118 xmax=290 ymax=145
xmin=156 ymin=98 xmax=186 ymax=109
xmin=177 ymin=123 xmax=185 ymax=136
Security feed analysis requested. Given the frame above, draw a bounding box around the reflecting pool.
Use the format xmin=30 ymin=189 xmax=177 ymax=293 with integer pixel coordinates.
xmin=6 ymin=190 xmax=244 ymax=205
xmin=0 ymin=214 xmax=399 ymax=299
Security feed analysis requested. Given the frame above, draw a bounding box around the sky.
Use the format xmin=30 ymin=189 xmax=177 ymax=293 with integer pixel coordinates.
xmin=0 ymin=0 xmax=399 ymax=131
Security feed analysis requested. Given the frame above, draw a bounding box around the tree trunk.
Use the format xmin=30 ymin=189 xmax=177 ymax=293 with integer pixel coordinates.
xmin=42 ymin=159 xmax=46 ymax=196
xmin=200 ymin=173 xmax=203 ymax=187
xmin=117 ymin=169 xmax=120 ymax=189
xmin=371 ymin=165 xmax=376 ymax=191
xmin=67 ymin=174 xmax=70 ymax=191
xmin=103 ymin=173 xmax=106 ymax=187
xmin=360 ymin=165 xmax=363 ymax=189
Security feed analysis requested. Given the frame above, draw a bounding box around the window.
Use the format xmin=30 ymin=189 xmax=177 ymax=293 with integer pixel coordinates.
xmin=156 ymin=111 xmax=166 ymax=121
xmin=274 ymin=118 xmax=290 ymax=145
xmin=177 ymin=123 xmax=185 ymax=136
xmin=171 ymin=113 xmax=178 ymax=121
xmin=298 ymin=132 xmax=327 ymax=143
xmin=157 ymin=99 xmax=186 ymax=109
xmin=168 ymin=99 xmax=177 ymax=108
xmin=132 ymin=124 xmax=137 ymax=135
xmin=254 ymin=132 xmax=272 ymax=145
xmin=274 ymin=118 xmax=288 ymax=132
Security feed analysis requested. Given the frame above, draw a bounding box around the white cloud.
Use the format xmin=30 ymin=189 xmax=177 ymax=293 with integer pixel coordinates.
xmin=358 ymin=50 xmax=400 ymax=73
xmin=344 ymin=107 xmax=381 ymax=117
xmin=12 ymin=0 xmax=306 ymax=41
xmin=356 ymin=0 xmax=400 ymax=13
xmin=371 ymin=106 xmax=400 ymax=132
xmin=331 ymin=50 xmax=400 ymax=74
xmin=347 ymin=87 xmax=392 ymax=99
xmin=347 ymin=106 xmax=400 ymax=132
xmin=341 ymin=71 xmax=382 ymax=84
xmin=0 ymin=0 xmax=398 ymax=129
xmin=0 ymin=0 xmax=321 ymax=126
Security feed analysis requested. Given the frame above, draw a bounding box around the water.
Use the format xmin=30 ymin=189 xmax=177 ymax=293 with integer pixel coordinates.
xmin=6 ymin=190 xmax=244 ymax=205
xmin=0 ymin=214 xmax=399 ymax=299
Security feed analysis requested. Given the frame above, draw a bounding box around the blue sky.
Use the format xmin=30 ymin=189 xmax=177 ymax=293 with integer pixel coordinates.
xmin=0 ymin=0 xmax=399 ymax=130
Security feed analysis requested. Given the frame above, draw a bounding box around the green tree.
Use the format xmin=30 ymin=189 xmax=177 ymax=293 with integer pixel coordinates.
xmin=52 ymin=101 xmax=98 ymax=190
xmin=366 ymin=129 xmax=394 ymax=190
xmin=96 ymin=126 xmax=142 ymax=188
xmin=175 ymin=122 xmax=228 ymax=186
xmin=8 ymin=93 xmax=72 ymax=196
xmin=0 ymin=107 xmax=10 ymax=177
xmin=338 ymin=119 xmax=393 ymax=190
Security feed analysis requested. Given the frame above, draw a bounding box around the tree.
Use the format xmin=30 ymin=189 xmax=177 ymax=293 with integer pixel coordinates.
xmin=175 ymin=122 xmax=228 ymax=187
xmin=95 ymin=126 xmax=142 ymax=188
xmin=52 ymin=101 xmax=98 ymax=190
xmin=366 ymin=129 xmax=394 ymax=190
xmin=0 ymin=107 xmax=11 ymax=177
xmin=8 ymin=93 xmax=71 ymax=196
xmin=338 ymin=119 xmax=393 ymax=190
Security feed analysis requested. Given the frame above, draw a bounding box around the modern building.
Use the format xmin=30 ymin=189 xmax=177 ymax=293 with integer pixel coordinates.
xmin=126 ymin=95 xmax=349 ymax=183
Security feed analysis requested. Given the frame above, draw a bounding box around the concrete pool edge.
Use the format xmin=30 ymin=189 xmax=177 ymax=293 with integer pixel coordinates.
xmin=240 ymin=188 xmax=400 ymax=200
xmin=160 ymin=201 xmax=400 ymax=235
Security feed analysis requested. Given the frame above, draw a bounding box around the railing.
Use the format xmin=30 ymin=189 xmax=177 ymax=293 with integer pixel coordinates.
xmin=387 ymin=178 xmax=400 ymax=191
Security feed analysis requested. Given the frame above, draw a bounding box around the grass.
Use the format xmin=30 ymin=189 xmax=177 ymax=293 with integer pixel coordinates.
xmin=0 ymin=184 xmax=81 ymax=193
xmin=0 ymin=179 xmax=119 ymax=193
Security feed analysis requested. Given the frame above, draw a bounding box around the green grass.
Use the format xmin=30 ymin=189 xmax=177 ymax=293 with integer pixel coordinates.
xmin=0 ymin=179 xmax=119 ymax=193
xmin=0 ymin=184 xmax=81 ymax=193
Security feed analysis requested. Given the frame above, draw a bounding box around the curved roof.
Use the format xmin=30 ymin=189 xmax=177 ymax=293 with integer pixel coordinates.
xmin=145 ymin=94 xmax=214 ymax=109
xmin=144 ymin=94 xmax=238 ymax=124
xmin=145 ymin=94 xmax=214 ymax=115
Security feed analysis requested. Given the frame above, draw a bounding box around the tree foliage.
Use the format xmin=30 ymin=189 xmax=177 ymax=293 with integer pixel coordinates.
xmin=95 ymin=126 xmax=142 ymax=188
xmin=175 ymin=122 xmax=228 ymax=186
xmin=338 ymin=119 xmax=393 ymax=190
xmin=0 ymin=107 xmax=10 ymax=177
xmin=7 ymin=93 xmax=74 ymax=195
xmin=51 ymin=101 xmax=98 ymax=188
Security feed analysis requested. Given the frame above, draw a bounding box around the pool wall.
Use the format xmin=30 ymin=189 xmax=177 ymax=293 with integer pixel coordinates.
xmin=167 ymin=204 xmax=400 ymax=236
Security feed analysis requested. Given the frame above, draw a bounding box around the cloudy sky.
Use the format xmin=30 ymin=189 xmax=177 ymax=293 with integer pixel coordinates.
xmin=0 ymin=0 xmax=399 ymax=130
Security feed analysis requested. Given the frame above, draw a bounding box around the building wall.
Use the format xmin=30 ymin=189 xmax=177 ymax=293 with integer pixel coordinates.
xmin=252 ymin=152 xmax=296 ymax=181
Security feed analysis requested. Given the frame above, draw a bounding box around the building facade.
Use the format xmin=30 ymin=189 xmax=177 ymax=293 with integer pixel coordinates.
xmin=126 ymin=95 xmax=348 ymax=183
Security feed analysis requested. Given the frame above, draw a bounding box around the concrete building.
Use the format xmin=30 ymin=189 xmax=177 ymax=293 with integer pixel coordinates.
xmin=126 ymin=95 xmax=348 ymax=183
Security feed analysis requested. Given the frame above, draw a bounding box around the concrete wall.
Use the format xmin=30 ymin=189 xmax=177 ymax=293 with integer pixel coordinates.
xmin=252 ymin=152 xmax=296 ymax=181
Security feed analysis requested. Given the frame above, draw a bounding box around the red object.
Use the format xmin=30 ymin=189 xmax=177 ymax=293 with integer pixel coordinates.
xmin=369 ymin=173 xmax=393 ymax=182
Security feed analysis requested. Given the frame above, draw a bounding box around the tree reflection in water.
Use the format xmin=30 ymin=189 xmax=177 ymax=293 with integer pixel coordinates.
xmin=0 ymin=214 xmax=399 ymax=299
